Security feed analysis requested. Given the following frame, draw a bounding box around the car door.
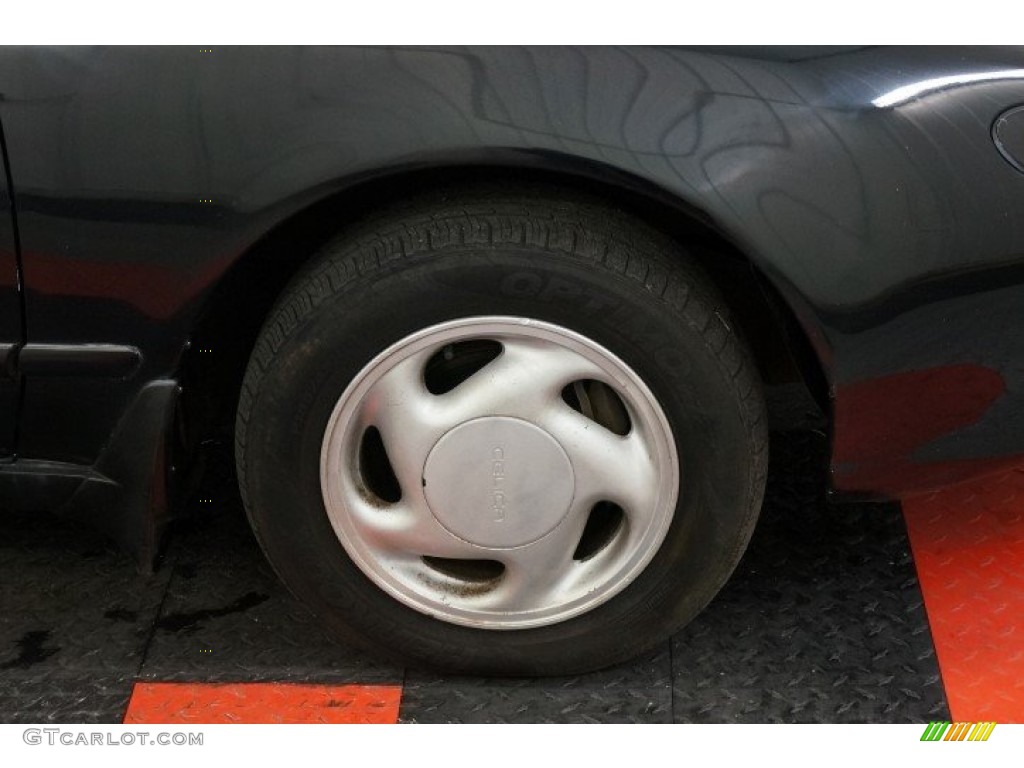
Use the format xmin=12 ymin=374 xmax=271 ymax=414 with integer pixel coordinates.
xmin=0 ymin=129 xmax=22 ymax=458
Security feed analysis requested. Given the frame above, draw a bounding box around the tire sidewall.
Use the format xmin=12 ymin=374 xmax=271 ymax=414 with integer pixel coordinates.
xmin=242 ymin=244 xmax=761 ymax=674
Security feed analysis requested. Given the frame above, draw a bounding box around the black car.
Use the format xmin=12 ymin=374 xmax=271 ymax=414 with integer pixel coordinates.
xmin=1 ymin=46 xmax=1023 ymax=674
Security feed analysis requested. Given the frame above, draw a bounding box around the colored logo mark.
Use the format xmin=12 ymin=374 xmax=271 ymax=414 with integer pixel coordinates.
xmin=921 ymin=721 xmax=996 ymax=741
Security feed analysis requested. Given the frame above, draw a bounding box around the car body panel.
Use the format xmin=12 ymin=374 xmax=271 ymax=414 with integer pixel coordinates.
xmin=0 ymin=45 xmax=1023 ymax=518
xmin=0 ymin=131 xmax=22 ymax=458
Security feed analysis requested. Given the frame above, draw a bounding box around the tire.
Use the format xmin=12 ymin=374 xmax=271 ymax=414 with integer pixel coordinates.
xmin=235 ymin=184 xmax=768 ymax=675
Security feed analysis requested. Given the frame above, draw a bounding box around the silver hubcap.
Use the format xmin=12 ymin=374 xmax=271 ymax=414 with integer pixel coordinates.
xmin=319 ymin=317 xmax=679 ymax=629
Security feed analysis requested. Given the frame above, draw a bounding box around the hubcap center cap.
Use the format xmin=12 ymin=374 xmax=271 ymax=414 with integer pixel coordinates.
xmin=422 ymin=416 xmax=575 ymax=549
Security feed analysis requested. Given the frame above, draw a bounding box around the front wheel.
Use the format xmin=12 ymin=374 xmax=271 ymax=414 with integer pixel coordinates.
xmin=236 ymin=186 xmax=767 ymax=675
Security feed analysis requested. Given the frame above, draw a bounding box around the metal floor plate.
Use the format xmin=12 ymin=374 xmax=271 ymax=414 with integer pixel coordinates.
xmin=137 ymin=478 xmax=402 ymax=687
xmin=904 ymin=461 xmax=1024 ymax=722
xmin=670 ymin=433 xmax=946 ymax=723
xmin=0 ymin=510 xmax=172 ymax=722
xmin=0 ymin=432 xmax=952 ymax=723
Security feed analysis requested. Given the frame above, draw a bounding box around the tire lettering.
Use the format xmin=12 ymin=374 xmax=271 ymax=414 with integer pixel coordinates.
xmin=500 ymin=272 xmax=544 ymax=297
xmin=498 ymin=271 xmax=621 ymax=315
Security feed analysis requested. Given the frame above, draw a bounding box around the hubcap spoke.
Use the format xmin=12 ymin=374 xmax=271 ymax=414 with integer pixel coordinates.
xmin=361 ymin=349 xmax=444 ymax=499
xmin=539 ymin=404 xmax=660 ymax=516
xmin=431 ymin=336 xmax=608 ymax=424
xmin=343 ymin=493 xmax=481 ymax=561
xmin=478 ymin=498 xmax=596 ymax=614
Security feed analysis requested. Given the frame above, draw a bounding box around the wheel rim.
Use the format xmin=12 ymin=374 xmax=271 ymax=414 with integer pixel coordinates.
xmin=319 ymin=316 xmax=679 ymax=629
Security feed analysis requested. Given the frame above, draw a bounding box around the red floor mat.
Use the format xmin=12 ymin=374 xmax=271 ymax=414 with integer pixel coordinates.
xmin=903 ymin=464 xmax=1024 ymax=723
xmin=123 ymin=682 xmax=402 ymax=724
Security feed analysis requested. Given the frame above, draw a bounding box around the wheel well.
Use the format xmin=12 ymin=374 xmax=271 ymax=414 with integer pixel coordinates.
xmin=176 ymin=166 xmax=828 ymax=478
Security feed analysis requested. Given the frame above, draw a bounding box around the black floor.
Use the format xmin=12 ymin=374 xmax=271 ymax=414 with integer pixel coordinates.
xmin=0 ymin=432 xmax=949 ymax=723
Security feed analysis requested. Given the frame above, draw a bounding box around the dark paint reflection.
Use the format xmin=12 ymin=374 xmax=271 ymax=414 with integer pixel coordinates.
xmin=1 ymin=46 xmax=1024 ymax=496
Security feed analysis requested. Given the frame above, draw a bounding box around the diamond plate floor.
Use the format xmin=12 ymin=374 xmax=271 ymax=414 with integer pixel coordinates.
xmin=137 ymin=472 xmax=402 ymax=687
xmin=0 ymin=510 xmax=173 ymax=722
xmin=124 ymin=682 xmax=402 ymax=724
xmin=904 ymin=462 xmax=1024 ymax=723
xmin=669 ymin=433 xmax=945 ymax=723
xmin=399 ymin=647 xmax=674 ymax=723
xmin=0 ymin=432 xmax=955 ymax=723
